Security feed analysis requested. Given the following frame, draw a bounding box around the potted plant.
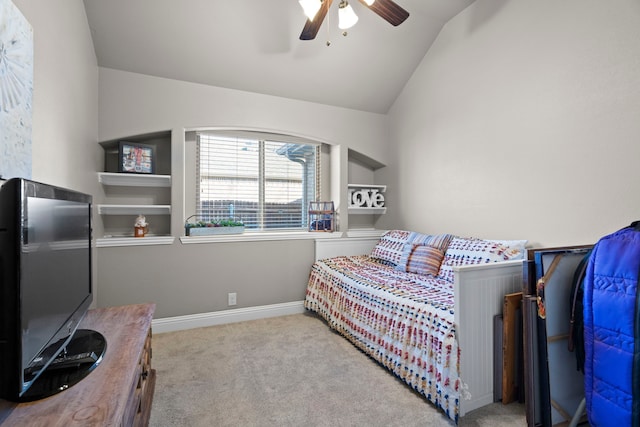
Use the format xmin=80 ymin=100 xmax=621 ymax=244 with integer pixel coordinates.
xmin=184 ymin=216 xmax=245 ymax=236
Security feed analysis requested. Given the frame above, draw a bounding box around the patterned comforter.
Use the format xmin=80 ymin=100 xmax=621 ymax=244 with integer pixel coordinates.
xmin=304 ymin=255 xmax=463 ymax=423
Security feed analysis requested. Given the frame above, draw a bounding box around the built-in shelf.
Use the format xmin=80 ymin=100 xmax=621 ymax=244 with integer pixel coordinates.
xmin=348 ymin=207 xmax=387 ymax=215
xmin=97 ymin=131 xmax=172 ymax=239
xmin=96 ymin=236 xmax=175 ymax=248
xmin=97 ymin=205 xmax=171 ymax=215
xmin=98 ymin=172 xmax=171 ymax=187
xmin=348 ymin=184 xmax=387 ymax=191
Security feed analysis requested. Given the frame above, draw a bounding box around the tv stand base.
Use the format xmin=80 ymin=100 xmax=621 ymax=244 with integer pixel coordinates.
xmin=20 ymin=329 xmax=107 ymax=402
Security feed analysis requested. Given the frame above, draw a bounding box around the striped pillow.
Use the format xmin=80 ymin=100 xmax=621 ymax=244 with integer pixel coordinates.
xmin=395 ymin=232 xmax=454 ymax=271
xmin=405 ymin=244 xmax=445 ymax=277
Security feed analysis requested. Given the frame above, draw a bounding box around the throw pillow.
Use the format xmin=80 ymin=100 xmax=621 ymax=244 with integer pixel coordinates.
xmin=395 ymin=232 xmax=454 ymax=271
xmin=405 ymin=244 xmax=446 ymax=277
xmin=370 ymin=230 xmax=412 ymax=266
xmin=436 ymin=237 xmax=525 ymax=283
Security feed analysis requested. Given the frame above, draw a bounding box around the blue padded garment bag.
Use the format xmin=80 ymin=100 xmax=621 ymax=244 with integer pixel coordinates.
xmin=583 ymin=221 xmax=640 ymax=427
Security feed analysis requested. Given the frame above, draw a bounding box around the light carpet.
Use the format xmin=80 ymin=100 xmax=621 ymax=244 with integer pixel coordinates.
xmin=149 ymin=312 xmax=525 ymax=426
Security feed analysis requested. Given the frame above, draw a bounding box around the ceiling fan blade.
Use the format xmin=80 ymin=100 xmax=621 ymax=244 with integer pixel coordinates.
xmin=300 ymin=0 xmax=334 ymax=40
xmin=357 ymin=0 xmax=409 ymax=26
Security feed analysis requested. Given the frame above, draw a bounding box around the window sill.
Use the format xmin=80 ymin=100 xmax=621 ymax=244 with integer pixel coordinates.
xmin=94 ymin=230 xmax=385 ymax=247
xmin=179 ymin=230 xmax=343 ymax=244
xmin=96 ymin=236 xmax=176 ymax=247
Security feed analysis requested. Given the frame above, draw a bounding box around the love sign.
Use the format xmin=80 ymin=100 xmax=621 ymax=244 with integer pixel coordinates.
xmin=349 ymin=188 xmax=385 ymax=208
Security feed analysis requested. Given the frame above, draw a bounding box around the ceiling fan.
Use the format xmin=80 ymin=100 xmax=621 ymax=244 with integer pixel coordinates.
xmin=299 ymin=0 xmax=410 ymax=41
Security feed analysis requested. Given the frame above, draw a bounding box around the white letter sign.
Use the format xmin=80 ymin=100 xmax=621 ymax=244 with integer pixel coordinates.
xmin=349 ymin=188 xmax=385 ymax=208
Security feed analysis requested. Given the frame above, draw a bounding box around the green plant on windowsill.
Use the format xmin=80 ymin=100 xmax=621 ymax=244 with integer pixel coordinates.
xmin=184 ymin=216 xmax=245 ymax=236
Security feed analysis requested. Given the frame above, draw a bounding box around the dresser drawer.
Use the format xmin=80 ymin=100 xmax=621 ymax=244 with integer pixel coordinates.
xmin=133 ymin=329 xmax=155 ymax=427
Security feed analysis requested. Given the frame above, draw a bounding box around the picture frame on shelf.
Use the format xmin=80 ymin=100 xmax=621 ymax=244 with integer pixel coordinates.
xmin=118 ymin=141 xmax=155 ymax=174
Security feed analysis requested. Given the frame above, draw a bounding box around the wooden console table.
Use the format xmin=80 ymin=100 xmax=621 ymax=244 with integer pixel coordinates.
xmin=0 ymin=303 xmax=156 ymax=427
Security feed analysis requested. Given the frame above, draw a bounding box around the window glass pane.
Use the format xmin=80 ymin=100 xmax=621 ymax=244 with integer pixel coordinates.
xmin=264 ymin=141 xmax=304 ymax=229
xmin=197 ymin=136 xmax=259 ymax=227
xmin=196 ymin=134 xmax=317 ymax=231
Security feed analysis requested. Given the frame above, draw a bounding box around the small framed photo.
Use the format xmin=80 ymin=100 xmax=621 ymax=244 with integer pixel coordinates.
xmin=118 ymin=141 xmax=155 ymax=174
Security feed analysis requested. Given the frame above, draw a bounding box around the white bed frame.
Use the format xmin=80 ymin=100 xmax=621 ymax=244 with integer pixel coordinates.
xmin=315 ymin=237 xmax=523 ymax=418
xmin=454 ymin=260 xmax=523 ymax=416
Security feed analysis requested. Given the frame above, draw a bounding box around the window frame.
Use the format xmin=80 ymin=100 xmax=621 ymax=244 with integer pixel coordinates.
xmin=192 ymin=132 xmax=322 ymax=234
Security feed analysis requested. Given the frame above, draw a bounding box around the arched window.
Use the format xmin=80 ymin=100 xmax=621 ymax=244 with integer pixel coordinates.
xmin=196 ymin=132 xmax=321 ymax=231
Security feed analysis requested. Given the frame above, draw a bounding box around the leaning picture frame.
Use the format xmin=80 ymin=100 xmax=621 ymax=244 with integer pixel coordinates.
xmin=118 ymin=141 xmax=155 ymax=174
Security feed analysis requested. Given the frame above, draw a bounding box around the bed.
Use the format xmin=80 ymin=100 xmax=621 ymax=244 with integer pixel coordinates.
xmin=304 ymin=230 xmax=525 ymax=424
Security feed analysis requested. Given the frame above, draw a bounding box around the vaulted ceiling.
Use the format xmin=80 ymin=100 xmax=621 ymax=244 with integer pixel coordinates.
xmin=83 ymin=0 xmax=474 ymax=114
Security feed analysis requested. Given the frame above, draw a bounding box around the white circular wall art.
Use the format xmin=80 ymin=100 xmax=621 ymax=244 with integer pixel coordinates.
xmin=0 ymin=0 xmax=34 ymax=179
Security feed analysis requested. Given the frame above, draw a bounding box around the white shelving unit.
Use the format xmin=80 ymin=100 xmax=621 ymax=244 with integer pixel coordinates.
xmin=97 ymin=172 xmax=172 ymax=216
xmin=347 ymin=207 xmax=387 ymax=214
xmin=97 ymin=131 xmax=173 ymax=246
xmin=98 ymin=172 xmax=171 ymax=188
xmin=97 ymin=204 xmax=171 ymax=216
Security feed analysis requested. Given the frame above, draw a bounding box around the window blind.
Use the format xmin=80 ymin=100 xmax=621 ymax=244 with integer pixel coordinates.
xmin=196 ymin=133 xmax=318 ymax=230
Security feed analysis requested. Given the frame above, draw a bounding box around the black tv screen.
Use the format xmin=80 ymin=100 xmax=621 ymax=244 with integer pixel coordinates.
xmin=0 ymin=178 xmax=102 ymax=401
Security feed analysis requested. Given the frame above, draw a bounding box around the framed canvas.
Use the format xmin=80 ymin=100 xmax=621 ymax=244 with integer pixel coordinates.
xmin=118 ymin=141 xmax=155 ymax=174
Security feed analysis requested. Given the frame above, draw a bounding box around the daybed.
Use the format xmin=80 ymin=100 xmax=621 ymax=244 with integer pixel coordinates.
xmin=304 ymin=230 xmax=525 ymax=424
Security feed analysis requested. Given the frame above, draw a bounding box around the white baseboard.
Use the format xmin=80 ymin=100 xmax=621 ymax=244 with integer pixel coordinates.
xmin=152 ymin=301 xmax=306 ymax=334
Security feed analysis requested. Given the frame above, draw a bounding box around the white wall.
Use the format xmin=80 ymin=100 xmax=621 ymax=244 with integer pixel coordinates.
xmin=96 ymin=68 xmax=389 ymax=164
xmin=386 ymin=0 xmax=640 ymax=247
xmin=94 ymin=68 xmax=391 ymax=318
xmin=13 ymin=0 xmax=99 ymax=194
xmin=12 ymin=0 xmax=99 ymax=304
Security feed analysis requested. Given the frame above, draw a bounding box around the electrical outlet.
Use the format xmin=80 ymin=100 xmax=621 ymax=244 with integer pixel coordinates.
xmin=228 ymin=292 xmax=237 ymax=306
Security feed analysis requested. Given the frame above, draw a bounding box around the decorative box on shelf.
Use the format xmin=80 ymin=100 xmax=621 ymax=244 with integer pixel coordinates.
xmin=309 ymin=201 xmax=335 ymax=232
xmin=184 ymin=216 xmax=245 ymax=236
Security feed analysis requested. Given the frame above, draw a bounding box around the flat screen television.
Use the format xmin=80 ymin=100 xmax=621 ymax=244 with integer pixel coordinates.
xmin=0 ymin=178 xmax=106 ymax=402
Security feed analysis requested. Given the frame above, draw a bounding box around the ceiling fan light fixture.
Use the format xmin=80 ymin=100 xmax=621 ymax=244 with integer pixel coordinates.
xmin=364 ymin=0 xmax=375 ymax=5
xmin=299 ymin=0 xmax=323 ymax=21
xmin=338 ymin=1 xmax=359 ymax=30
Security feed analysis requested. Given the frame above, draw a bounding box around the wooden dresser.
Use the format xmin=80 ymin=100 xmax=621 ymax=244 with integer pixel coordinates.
xmin=0 ymin=303 xmax=156 ymax=427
